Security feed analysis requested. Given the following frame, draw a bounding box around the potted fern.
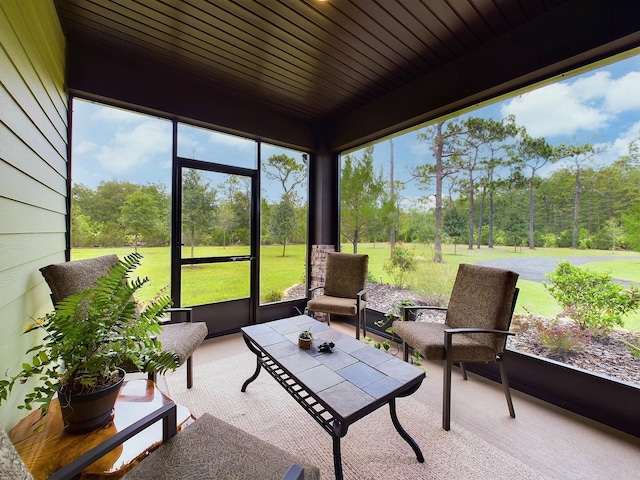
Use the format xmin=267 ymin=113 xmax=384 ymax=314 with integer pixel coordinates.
xmin=0 ymin=253 xmax=178 ymax=432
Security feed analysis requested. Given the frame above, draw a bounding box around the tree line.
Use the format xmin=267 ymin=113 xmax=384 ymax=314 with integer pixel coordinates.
xmin=72 ymin=154 xmax=308 ymax=255
xmin=341 ymin=116 xmax=640 ymax=258
xmin=72 ymin=118 xmax=640 ymax=259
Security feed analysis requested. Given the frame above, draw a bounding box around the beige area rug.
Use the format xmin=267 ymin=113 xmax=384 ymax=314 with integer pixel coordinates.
xmin=165 ymin=352 xmax=549 ymax=480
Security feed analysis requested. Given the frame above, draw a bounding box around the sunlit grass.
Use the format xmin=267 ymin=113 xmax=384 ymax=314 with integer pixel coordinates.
xmin=73 ymin=243 xmax=640 ymax=331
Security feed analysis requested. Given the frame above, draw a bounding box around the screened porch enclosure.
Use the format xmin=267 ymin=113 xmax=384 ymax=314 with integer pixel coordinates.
xmin=3 ymin=0 xmax=640 ymax=436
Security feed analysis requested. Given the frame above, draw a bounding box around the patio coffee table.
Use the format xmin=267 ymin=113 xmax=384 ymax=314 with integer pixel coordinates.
xmin=241 ymin=315 xmax=425 ymax=480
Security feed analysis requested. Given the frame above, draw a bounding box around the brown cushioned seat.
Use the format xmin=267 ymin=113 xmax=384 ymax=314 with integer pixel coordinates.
xmin=123 ymin=413 xmax=320 ymax=480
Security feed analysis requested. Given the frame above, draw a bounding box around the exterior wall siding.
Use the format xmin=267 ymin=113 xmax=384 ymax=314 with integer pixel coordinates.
xmin=0 ymin=0 xmax=67 ymax=428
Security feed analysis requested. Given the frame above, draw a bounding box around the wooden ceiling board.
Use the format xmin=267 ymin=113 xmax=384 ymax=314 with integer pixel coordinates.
xmin=115 ymin=1 xmax=352 ymax=103
xmin=267 ymin=0 xmax=420 ymax=84
xmin=56 ymin=2 xmax=353 ymax=117
xmin=449 ymin=0 xmax=501 ymax=41
xmin=487 ymin=0 xmax=529 ymax=28
xmin=56 ymin=0 xmax=616 ymax=131
xmin=322 ymin=0 xmax=433 ymax=76
xmin=188 ymin=0 xmax=398 ymax=105
xmin=375 ymin=1 xmax=456 ymax=63
xmin=206 ymin=0 xmax=394 ymax=95
xmin=89 ymin=0 xmax=346 ymax=101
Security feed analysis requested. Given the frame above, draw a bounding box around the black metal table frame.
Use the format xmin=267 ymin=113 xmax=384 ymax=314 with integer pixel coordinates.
xmin=241 ymin=333 xmax=424 ymax=480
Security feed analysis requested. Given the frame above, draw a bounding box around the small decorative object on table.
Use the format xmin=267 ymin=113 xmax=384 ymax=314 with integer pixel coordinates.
xmin=318 ymin=341 xmax=335 ymax=353
xmin=298 ymin=329 xmax=314 ymax=349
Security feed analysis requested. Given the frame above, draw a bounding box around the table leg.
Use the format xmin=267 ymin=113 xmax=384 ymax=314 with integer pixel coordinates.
xmin=241 ymin=336 xmax=263 ymax=392
xmin=389 ymin=398 xmax=425 ymax=463
xmin=331 ymin=420 xmax=348 ymax=480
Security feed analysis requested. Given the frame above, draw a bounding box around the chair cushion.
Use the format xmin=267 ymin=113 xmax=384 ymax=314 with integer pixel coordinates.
xmin=158 ymin=322 xmax=208 ymax=365
xmin=323 ymin=253 xmax=368 ymax=300
xmin=446 ymin=264 xmax=519 ymax=352
xmin=0 ymin=423 xmax=34 ymax=480
xmin=40 ymin=255 xmax=120 ymax=304
xmin=122 ymin=413 xmax=320 ymax=480
xmin=392 ymin=320 xmax=497 ymax=362
xmin=307 ymin=295 xmax=364 ymax=317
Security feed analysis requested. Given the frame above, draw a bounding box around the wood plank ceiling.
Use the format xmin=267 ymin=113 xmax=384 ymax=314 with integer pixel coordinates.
xmin=54 ymin=0 xmax=569 ymax=124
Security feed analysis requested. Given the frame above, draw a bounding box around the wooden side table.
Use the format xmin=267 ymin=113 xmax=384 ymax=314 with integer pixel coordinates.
xmin=9 ymin=379 xmax=192 ymax=479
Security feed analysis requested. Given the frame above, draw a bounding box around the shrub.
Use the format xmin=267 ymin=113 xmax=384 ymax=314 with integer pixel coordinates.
xmin=261 ymin=289 xmax=282 ymax=303
xmin=545 ymin=261 xmax=640 ymax=333
xmin=534 ymin=320 xmax=586 ymax=359
xmin=383 ymin=245 xmax=417 ymax=286
xmin=540 ymin=233 xmax=558 ymax=248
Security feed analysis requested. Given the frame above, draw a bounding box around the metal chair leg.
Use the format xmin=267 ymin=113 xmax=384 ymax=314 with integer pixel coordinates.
xmin=443 ymin=356 xmax=452 ymax=431
xmin=460 ymin=362 xmax=468 ymax=380
xmin=498 ymin=357 xmax=515 ymax=418
xmin=187 ymin=356 xmax=194 ymax=389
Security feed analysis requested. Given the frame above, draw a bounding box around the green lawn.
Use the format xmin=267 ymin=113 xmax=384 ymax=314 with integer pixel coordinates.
xmin=73 ymin=243 xmax=640 ymax=331
xmin=343 ymin=243 xmax=640 ymax=331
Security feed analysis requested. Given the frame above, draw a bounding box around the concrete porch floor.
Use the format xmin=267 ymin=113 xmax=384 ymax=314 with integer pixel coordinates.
xmin=155 ymin=320 xmax=640 ymax=480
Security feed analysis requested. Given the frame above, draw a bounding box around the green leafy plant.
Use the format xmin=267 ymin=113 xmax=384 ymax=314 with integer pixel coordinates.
xmin=299 ymin=329 xmax=313 ymax=340
xmin=0 ymin=253 xmax=178 ymax=419
xmin=412 ymin=349 xmax=424 ymax=366
xmin=368 ymin=300 xmax=420 ymax=355
xmin=383 ymin=245 xmax=417 ymax=286
xmin=621 ymin=337 xmax=640 ymax=359
xmin=383 ymin=299 xmax=417 ymax=321
xmin=534 ymin=320 xmax=586 ymax=359
xmin=544 ymin=261 xmax=640 ymax=333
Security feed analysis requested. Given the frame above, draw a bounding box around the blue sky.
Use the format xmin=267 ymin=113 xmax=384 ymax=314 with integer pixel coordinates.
xmin=72 ymin=50 xmax=640 ymax=204
xmin=71 ymin=102 xmax=305 ymax=202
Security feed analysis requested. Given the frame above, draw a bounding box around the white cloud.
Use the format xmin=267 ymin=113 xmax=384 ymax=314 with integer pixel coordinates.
xmin=600 ymin=120 xmax=640 ymax=160
xmin=500 ymin=81 xmax=611 ymax=138
xmin=95 ymin=121 xmax=171 ymax=173
xmin=93 ymin=105 xmax=144 ymax=124
xmin=209 ymin=130 xmax=254 ymax=150
xmin=75 ymin=140 xmax=97 ymax=154
xmin=603 ymin=71 xmax=640 ymax=113
xmin=500 ymin=66 xmax=640 ymax=140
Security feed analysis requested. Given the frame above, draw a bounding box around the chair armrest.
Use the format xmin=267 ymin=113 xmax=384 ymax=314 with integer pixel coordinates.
xmin=281 ymin=464 xmax=304 ymax=480
xmin=48 ymin=402 xmax=178 ymax=480
xmin=444 ymin=327 xmax=514 ymax=336
xmin=402 ymin=305 xmax=447 ymax=321
xmin=164 ymin=307 xmax=192 ymax=324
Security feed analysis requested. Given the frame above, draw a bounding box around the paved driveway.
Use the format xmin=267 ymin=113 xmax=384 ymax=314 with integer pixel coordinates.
xmin=475 ymin=255 xmax=640 ymax=285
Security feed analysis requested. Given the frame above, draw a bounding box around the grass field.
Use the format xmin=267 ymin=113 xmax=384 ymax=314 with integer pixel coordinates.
xmin=73 ymin=243 xmax=640 ymax=331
